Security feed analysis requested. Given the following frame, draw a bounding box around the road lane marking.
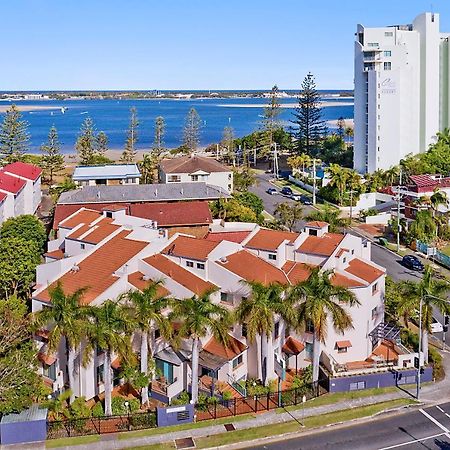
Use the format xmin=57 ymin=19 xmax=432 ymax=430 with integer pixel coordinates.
xmin=436 ymin=405 xmax=450 ymax=419
xmin=420 ymin=408 xmax=450 ymax=433
xmin=378 ymin=432 xmax=446 ymax=449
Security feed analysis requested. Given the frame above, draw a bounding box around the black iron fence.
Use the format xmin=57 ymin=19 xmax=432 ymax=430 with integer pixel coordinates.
xmin=46 ymin=381 xmax=326 ymax=439
xmin=196 ymin=381 xmax=324 ymax=421
xmin=47 ymin=411 xmax=157 ymax=439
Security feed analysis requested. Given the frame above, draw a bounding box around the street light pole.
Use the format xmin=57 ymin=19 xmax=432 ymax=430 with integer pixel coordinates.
xmin=312 ymin=159 xmax=316 ymax=206
xmin=396 ymin=169 xmax=403 ymax=253
xmin=416 ymin=296 xmax=423 ymax=400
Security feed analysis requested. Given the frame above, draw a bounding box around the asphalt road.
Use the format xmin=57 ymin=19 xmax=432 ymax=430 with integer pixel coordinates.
xmin=249 ymin=402 xmax=450 ymax=450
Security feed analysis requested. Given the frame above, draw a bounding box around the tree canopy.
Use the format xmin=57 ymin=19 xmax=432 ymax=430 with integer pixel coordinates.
xmin=0 ymin=105 xmax=30 ymax=163
xmin=40 ymin=126 xmax=65 ymax=183
xmin=1 ymin=214 xmax=47 ymax=253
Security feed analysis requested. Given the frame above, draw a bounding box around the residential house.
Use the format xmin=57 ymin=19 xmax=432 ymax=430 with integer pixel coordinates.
xmin=33 ymin=212 xmax=424 ymax=404
xmin=159 ymin=155 xmax=233 ymax=193
xmin=72 ymin=164 xmax=141 ymax=186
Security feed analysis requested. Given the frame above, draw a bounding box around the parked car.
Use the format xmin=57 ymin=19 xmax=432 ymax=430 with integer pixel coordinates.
xmin=291 ymin=194 xmax=302 ymax=201
xmin=266 ymin=187 xmax=277 ymax=195
xmin=431 ymin=317 xmax=444 ymax=334
xmin=300 ymin=195 xmax=313 ymax=205
xmin=281 ymin=186 xmax=293 ymax=196
xmin=401 ymin=255 xmax=424 ymax=272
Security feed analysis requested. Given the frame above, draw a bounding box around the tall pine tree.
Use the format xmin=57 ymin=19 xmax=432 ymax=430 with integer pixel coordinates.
xmin=0 ymin=105 xmax=30 ymax=163
xmin=75 ymin=117 xmax=97 ymax=165
xmin=121 ymin=107 xmax=139 ymax=163
xmin=260 ymin=85 xmax=282 ymax=156
xmin=96 ymin=131 xmax=109 ymax=155
xmin=40 ymin=126 xmax=65 ymax=183
xmin=182 ymin=108 xmax=201 ymax=153
xmin=153 ymin=116 xmax=165 ymax=156
xmin=291 ymin=73 xmax=327 ymax=155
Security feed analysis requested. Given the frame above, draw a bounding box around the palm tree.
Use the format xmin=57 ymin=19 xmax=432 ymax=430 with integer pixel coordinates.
xmin=383 ymin=166 xmax=400 ymax=187
xmin=169 ymin=289 xmax=231 ymax=403
xmin=304 ymin=204 xmax=348 ymax=233
xmin=344 ymin=126 xmax=353 ymax=146
xmin=33 ymin=282 xmax=89 ymax=404
xmin=327 ymin=164 xmax=349 ymax=205
xmin=366 ymin=169 xmax=386 ymax=192
xmin=430 ymin=189 xmax=447 ymax=217
xmin=288 ymin=268 xmax=359 ymax=382
xmin=138 ymin=153 xmax=157 ymax=184
xmin=398 ymin=266 xmax=450 ymax=363
xmin=86 ymin=299 xmax=134 ymax=416
xmin=125 ymin=280 xmax=171 ymax=406
xmin=235 ymin=281 xmax=293 ymax=385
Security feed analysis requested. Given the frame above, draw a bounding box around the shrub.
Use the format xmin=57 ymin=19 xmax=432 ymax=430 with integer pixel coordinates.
xmin=91 ymin=401 xmax=104 ymax=418
xmin=429 ymin=347 xmax=444 ymax=380
xmin=130 ymin=411 xmax=156 ymax=429
xmin=69 ymin=397 xmax=90 ymax=419
xmin=128 ymin=398 xmax=140 ymax=413
xmin=222 ymin=391 xmax=233 ymax=401
xmin=111 ymin=397 xmax=128 ymax=415
xmin=170 ymin=391 xmax=190 ymax=406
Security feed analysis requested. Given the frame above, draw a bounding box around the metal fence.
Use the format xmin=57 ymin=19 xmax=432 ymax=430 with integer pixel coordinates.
xmin=47 ymin=411 xmax=157 ymax=439
xmin=416 ymin=240 xmax=450 ymax=269
xmin=195 ymin=381 xmax=324 ymax=422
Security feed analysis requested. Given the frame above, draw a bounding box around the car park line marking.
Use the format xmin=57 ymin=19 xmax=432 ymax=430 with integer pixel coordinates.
xmin=378 ymin=432 xmax=446 ymax=449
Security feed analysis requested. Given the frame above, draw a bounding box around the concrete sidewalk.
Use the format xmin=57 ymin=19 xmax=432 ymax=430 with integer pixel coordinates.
xmin=44 ymin=389 xmax=420 ymax=450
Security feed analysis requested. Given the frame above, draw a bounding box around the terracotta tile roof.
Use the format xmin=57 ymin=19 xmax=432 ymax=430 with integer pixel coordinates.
xmin=53 ymin=201 xmax=212 ymax=229
xmin=336 ymin=340 xmax=352 ymax=349
xmin=370 ymin=340 xmax=401 ymax=360
xmin=305 ymin=221 xmax=328 ymax=228
xmin=44 ymin=249 xmax=65 ymax=260
xmin=203 ymin=334 xmax=246 ymax=360
xmin=38 ymin=352 xmax=56 ymax=365
xmin=129 ymin=201 xmax=212 ymax=227
xmin=345 ymin=258 xmax=384 ymax=284
xmin=245 ymin=229 xmax=299 ymax=251
xmin=162 ymin=235 xmax=220 ymax=261
xmin=160 ymin=155 xmax=229 ymax=174
xmin=335 ymin=248 xmax=348 ymax=258
xmin=282 ymin=336 xmax=305 ymax=355
xmin=144 ymin=254 xmax=216 ymax=296
xmin=217 ymin=250 xmax=289 ymax=286
xmin=0 ymin=171 xmax=26 ymax=194
xmin=282 ymin=261 xmax=312 ymax=284
xmin=128 ymin=271 xmax=170 ymax=297
xmin=0 ymin=191 xmax=7 ymax=203
xmin=331 ymin=273 xmax=366 ymax=288
xmin=297 ymin=233 xmax=344 ymax=256
xmin=59 ymin=209 xmax=102 ymax=229
xmin=35 ymin=231 xmax=148 ymax=305
xmin=205 ymin=231 xmax=251 ymax=243
xmin=73 ymin=220 xmax=120 ymax=244
xmin=3 ymin=161 xmax=42 ymax=181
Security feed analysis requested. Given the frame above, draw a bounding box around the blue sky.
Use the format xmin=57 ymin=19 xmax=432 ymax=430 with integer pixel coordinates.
xmin=2 ymin=0 xmax=450 ymax=90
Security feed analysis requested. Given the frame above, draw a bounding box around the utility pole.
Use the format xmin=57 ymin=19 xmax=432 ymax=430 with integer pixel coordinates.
xmin=416 ymin=296 xmax=423 ymax=400
xmin=216 ymin=143 xmax=219 ymax=159
xmin=312 ymin=158 xmax=317 ymax=205
xmin=273 ymin=142 xmax=279 ymax=179
xmin=396 ymin=168 xmax=403 ymax=253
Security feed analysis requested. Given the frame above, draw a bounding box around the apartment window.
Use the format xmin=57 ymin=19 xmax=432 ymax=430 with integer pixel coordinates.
xmin=372 ymin=307 xmax=378 ymax=320
xmin=337 ymin=346 xmax=348 ymax=354
xmin=274 ymin=322 xmax=280 ymax=340
xmin=97 ymin=364 xmax=105 ymax=384
xmin=197 ymin=262 xmax=205 ymax=270
xmin=305 ymin=342 xmax=313 ymax=360
xmin=368 ymin=42 xmax=379 ymax=47
xmin=168 ymin=175 xmax=181 ymax=182
xmin=105 ymin=211 xmax=113 ymax=218
xmin=351 ymin=249 xmax=354 ymax=255
xmin=154 ymin=328 xmax=161 ymax=340
xmin=384 ymin=50 xmax=392 ymax=57
xmin=228 ymin=174 xmax=232 ymax=180
xmin=384 ymin=31 xmax=393 ymax=37
xmin=232 ymin=354 xmax=243 ymax=370
xmin=221 ymin=292 xmax=232 ymax=304
xmin=305 ymin=320 xmax=314 ymax=333
xmin=349 ymin=381 xmax=366 ymax=391
xmin=186 ymin=261 xmax=194 ymax=268
xmin=228 ymin=184 xmax=232 ymax=191
xmin=43 ymin=362 xmax=57 ymax=381
xmin=191 ymin=175 xmax=199 ymax=182
xmin=372 ymin=283 xmax=379 ymax=295
xmin=268 ymin=253 xmax=277 ymax=261
xmin=80 ymin=243 xmax=85 ymax=250
xmin=242 ymin=323 xmax=247 ymax=338
xmin=384 ymin=62 xmax=392 ymax=71
xmin=343 ymin=257 xmax=346 ymax=264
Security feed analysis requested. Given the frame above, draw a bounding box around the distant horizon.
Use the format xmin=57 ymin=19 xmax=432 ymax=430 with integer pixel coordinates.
xmin=0 ymin=89 xmax=354 ymax=94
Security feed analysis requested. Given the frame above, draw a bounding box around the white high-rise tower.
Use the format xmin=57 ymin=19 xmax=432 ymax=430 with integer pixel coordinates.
xmin=354 ymin=12 xmax=446 ymax=174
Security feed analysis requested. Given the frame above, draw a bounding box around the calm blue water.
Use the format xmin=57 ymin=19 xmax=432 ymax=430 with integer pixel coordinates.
xmin=0 ymin=96 xmax=354 ymax=153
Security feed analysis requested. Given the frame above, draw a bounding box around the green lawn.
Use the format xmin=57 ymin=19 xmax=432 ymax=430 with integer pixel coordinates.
xmin=46 ymin=435 xmax=100 ymax=448
xmin=440 ymin=245 xmax=450 ymax=257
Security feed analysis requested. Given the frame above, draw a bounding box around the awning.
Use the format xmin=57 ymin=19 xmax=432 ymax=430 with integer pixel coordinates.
xmin=282 ymin=336 xmax=305 ymax=355
xmin=198 ymin=351 xmax=228 ymax=371
xmin=38 ymin=352 xmax=56 ymax=366
xmin=154 ymin=346 xmax=186 ymax=366
xmin=336 ymin=340 xmax=352 ymax=349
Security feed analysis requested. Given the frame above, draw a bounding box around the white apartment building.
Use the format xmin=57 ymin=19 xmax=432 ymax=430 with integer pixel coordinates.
xmin=33 ymin=208 xmax=423 ymax=402
xmin=354 ymin=12 xmax=450 ymax=173
xmin=72 ymin=164 xmax=141 ymax=186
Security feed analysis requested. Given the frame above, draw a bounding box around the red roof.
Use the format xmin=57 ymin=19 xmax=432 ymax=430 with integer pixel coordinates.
xmin=203 ymin=334 xmax=246 ymax=360
xmin=59 ymin=209 xmax=102 ymax=229
xmin=297 ymin=233 xmax=344 ymax=256
xmin=345 ymin=258 xmax=384 ymax=284
xmin=205 ymin=231 xmax=251 ymax=243
xmin=282 ymin=261 xmax=312 ymax=284
xmin=3 ymin=161 xmax=42 ymax=181
xmin=282 ymin=336 xmax=305 ymax=355
xmin=0 ymin=191 xmax=7 ymax=203
xmin=53 ymin=201 xmax=212 ymax=230
xmin=162 ymin=235 xmax=220 ymax=261
xmin=0 ymin=171 xmax=26 ymax=194
xmin=305 ymin=221 xmax=328 ymax=228
xmin=245 ymin=229 xmax=299 ymax=251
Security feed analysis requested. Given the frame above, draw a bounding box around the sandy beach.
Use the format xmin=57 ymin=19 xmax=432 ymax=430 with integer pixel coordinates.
xmin=327 ymin=118 xmax=354 ymax=129
xmin=0 ymin=105 xmax=64 ymax=113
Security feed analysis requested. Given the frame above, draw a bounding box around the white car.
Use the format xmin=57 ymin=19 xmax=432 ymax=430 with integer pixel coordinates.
xmin=431 ymin=317 xmax=443 ymax=334
xmin=290 ymin=194 xmax=302 ymax=201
